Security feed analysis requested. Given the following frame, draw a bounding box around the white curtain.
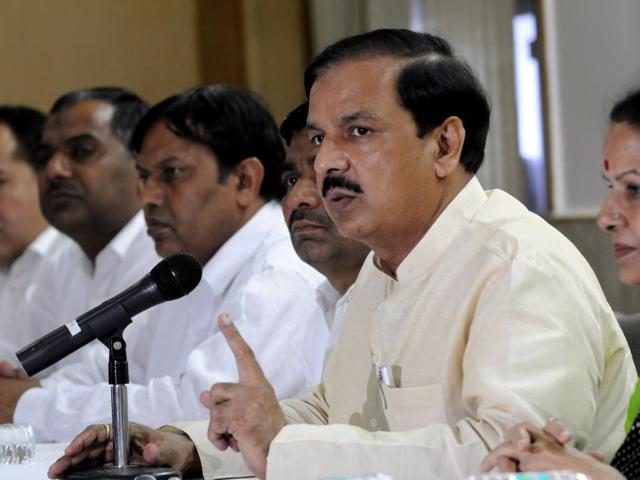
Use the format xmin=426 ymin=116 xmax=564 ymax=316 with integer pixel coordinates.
xmin=308 ymin=0 xmax=524 ymax=200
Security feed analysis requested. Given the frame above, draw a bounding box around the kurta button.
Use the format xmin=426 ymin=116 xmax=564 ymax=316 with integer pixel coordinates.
xmin=369 ymin=418 xmax=378 ymax=428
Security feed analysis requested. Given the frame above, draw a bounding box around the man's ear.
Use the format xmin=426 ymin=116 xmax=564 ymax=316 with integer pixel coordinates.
xmin=233 ymin=157 xmax=264 ymax=207
xmin=433 ymin=116 xmax=465 ymax=179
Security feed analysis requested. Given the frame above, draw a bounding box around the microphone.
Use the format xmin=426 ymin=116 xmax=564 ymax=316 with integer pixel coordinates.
xmin=17 ymin=253 xmax=202 ymax=376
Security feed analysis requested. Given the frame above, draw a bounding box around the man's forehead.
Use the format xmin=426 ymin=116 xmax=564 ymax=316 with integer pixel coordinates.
xmin=45 ymin=100 xmax=115 ymax=138
xmin=137 ymin=121 xmax=215 ymax=168
xmin=308 ymin=57 xmax=404 ymax=125
xmin=0 ymin=124 xmax=19 ymax=164
xmin=0 ymin=124 xmax=17 ymax=150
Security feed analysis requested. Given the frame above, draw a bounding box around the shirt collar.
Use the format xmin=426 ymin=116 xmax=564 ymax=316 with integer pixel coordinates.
xmin=27 ymin=227 xmax=62 ymax=257
xmin=3 ymin=227 xmax=61 ymax=282
xmin=5 ymin=227 xmax=61 ymax=279
xmin=315 ymin=279 xmax=341 ymax=316
xmin=374 ymin=176 xmax=487 ymax=283
xmin=71 ymin=211 xmax=146 ymax=275
xmin=201 ymin=201 xmax=285 ymax=296
xmin=100 ymin=211 xmax=146 ymax=260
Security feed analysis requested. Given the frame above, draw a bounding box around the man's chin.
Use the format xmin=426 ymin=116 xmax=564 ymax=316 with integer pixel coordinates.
xmin=46 ymin=211 xmax=90 ymax=236
xmin=155 ymin=241 xmax=185 ymax=259
xmin=294 ymin=241 xmax=332 ymax=265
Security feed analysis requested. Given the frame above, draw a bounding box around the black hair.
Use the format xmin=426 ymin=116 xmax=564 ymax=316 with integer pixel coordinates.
xmin=50 ymin=86 xmax=148 ymax=146
xmin=130 ymin=84 xmax=285 ymax=200
xmin=610 ymin=87 xmax=640 ymax=128
xmin=0 ymin=106 xmax=46 ymax=169
xmin=304 ymin=28 xmax=490 ymax=173
xmin=398 ymin=57 xmax=490 ymax=173
xmin=280 ymin=102 xmax=309 ymax=146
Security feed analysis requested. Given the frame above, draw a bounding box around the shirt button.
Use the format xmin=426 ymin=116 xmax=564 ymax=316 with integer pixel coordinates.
xmin=369 ymin=418 xmax=378 ymax=429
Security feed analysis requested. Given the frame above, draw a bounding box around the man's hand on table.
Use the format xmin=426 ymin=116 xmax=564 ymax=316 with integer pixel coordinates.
xmin=47 ymin=422 xmax=201 ymax=479
xmin=200 ymin=313 xmax=287 ymax=480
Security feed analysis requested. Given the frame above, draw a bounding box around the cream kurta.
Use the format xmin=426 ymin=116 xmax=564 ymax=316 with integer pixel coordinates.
xmin=181 ymin=177 xmax=636 ymax=480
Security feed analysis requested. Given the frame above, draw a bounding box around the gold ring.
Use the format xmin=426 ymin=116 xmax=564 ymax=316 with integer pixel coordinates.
xmin=101 ymin=423 xmax=112 ymax=440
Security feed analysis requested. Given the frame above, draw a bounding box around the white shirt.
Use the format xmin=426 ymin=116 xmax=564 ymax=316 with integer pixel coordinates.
xmin=0 ymin=227 xmax=73 ymax=369
xmin=14 ymin=211 xmax=161 ymax=436
xmin=17 ymin=202 xmax=329 ymax=442
xmin=315 ymin=281 xmax=353 ymax=355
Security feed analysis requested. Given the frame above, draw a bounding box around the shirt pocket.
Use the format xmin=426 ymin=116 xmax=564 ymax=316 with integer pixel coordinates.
xmin=381 ymin=382 xmax=446 ymax=430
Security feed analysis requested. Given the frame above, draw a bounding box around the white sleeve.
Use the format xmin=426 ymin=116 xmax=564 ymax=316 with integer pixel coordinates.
xmin=15 ymin=269 xmax=328 ymax=442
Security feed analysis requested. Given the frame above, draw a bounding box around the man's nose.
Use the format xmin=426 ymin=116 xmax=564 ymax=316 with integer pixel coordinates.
xmin=313 ymin=138 xmax=349 ymax=178
xmin=285 ymin=177 xmax=321 ymax=211
xmin=43 ymin=152 xmax=72 ymax=179
xmin=139 ymin=176 xmax=165 ymax=207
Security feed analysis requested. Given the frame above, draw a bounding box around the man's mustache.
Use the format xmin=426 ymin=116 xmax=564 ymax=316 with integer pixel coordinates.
xmin=288 ymin=209 xmax=333 ymax=230
xmin=43 ymin=179 xmax=83 ymax=197
xmin=321 ymin=176 xmax=364 ymax=197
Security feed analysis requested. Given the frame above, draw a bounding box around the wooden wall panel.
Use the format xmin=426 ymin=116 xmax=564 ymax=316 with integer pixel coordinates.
xmin=197 ymin=0 xmax=311 ymax=121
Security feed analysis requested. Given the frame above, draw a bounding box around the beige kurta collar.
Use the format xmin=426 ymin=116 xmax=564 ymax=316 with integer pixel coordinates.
xmin=375 ymin=176 xmax=487 ymax=284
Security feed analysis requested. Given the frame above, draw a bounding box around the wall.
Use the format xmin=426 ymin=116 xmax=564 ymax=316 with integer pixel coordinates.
xmin=0 ymin=0 xmax=310 ymax=120
xmin=199 ymin=0 xmax=311 ymax=121
xmin=542 ymin=0 xmax=640 ymax=217
xmin=0 ymin=0 xmax=202 ymax=108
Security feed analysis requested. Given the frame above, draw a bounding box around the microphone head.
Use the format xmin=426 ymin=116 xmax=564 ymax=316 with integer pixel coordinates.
xmin=150 ymin=253 xmax=202 ymax=300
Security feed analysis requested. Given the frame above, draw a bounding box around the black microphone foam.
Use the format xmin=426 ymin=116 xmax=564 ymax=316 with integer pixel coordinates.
xmin=151 ymin=252 xmax=203 ymax=300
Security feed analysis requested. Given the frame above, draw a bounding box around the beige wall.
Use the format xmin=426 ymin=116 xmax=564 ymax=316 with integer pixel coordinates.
xmin=0 ymin=0 xmax=203 ymax=109
xmin=198 ymin=0 xmax=311 ymax=121
xmin=0 ymin=0 xmax=310 ymax=120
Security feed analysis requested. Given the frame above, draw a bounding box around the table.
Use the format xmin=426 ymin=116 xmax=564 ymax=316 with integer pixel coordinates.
xmin=0 ymin=443 xmax=257 ymax=479
xmin=0 ymin=442 xmax=65 ymax=479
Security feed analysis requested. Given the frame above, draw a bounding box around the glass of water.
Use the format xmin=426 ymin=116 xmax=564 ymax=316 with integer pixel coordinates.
xmin=0 ymin=423 xmax=35 ymax=465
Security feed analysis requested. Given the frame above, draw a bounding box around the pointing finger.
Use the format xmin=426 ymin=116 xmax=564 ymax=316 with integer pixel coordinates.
xmin=217 ymin=313 xmax=266 ymax=385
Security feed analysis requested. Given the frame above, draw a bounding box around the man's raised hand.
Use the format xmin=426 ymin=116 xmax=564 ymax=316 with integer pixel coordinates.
xmin=200 ymin=313 xmax=287 ymax=480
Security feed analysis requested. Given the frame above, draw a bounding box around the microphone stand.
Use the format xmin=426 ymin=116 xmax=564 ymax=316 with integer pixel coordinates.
xmin=109 ymin=334 xmax=130 ymax=469
xmin=61 ymin=306 xmax=181 ymax=480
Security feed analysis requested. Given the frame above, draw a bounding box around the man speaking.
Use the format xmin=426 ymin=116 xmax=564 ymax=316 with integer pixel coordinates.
xmin=50 ymin=30 xmax=635 ymax=479
xmin=198 ymin=29 xmax=635 ymax=478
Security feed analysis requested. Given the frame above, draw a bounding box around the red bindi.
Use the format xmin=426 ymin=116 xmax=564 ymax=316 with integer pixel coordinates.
xmin=604 ymin=159 xmax=609 ymax=171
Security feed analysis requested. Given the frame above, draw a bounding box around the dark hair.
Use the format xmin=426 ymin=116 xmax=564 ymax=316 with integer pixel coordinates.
xmin=610 ymin=87 xmax=640 ymax=128
xmin=280 ymin=102 xmax=309 ymax=146
xmin=130 ymin=84 xmax=285 ymax=200
xmin=304 ymin=28 xmax=490 ymax=173
xmin=0 ymin=106 xmax=46 ymax=169
xmin=50 ymin=86 xmax=148 ymax=146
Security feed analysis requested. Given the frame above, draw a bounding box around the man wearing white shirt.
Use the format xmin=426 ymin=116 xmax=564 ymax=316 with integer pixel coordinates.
xmin=11 ymin=85 xmax=329 ymax=442
xmin=0 ymin=106 xmax=72 ymax=366
xmin=0 ymin=88 xmax=160 ymax=427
